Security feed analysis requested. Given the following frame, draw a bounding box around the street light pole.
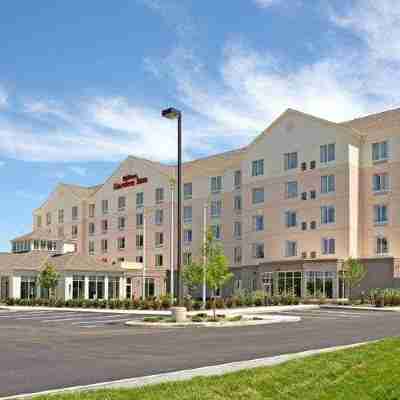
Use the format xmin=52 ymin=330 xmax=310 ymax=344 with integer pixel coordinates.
xmin=162 ymin=107 xmax=183 ymax=306
xmin=169 ymin=179 xmax=175 ymax=304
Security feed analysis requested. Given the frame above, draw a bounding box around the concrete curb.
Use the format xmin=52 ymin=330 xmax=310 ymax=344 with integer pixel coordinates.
xmin=321 ymin=305 xmax=400 ymax=312
xmin=0 ymin=304 xmax=319 ymax=316
xmin=125 ymin=314 xmax=301 ymax=328
xmin=0 ymin=341 xmax=373 ymax=400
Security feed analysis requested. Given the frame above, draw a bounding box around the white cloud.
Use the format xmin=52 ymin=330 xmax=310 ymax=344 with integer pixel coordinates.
xmin=0 ymin=160 xmax=5 ymax=167
xmin=253 ymin=0 xmax=282 ymax=8
xmin=0 ymin=87 xmax=8 ymax=108
xmin=68 ymin=166 xmax=87 ymax=176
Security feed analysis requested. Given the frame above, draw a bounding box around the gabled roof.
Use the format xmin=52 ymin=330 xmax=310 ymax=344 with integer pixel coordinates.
xmin=11 ymin=229 xmax=58 ymax=242
xmin=340 ymin=107 xmax=400 ymax=134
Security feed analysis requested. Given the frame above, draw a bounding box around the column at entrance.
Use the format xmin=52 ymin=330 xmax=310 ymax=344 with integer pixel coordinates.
xmin=104 ymin=276 xmax=109 ymax=300
xmin=84 ymin=276 xmax=89 ymax=300
xmin=11 ymin=276 xmax=21 ymax=299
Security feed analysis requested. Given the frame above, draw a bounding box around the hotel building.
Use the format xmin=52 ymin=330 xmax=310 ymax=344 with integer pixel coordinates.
xmin=2 ymin=107 xmax=400 ymax=301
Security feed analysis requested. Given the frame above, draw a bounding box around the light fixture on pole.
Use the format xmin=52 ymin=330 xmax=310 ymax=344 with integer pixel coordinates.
xmin=202 ymin=202 xmax=208 ymax=309
xmin=162 ymin=107 xmax=183 ymax=306
xmin=169 ymin=178 xmax=176 ymax=304
xmin=142 ymin=210 xmax=147 ymax=299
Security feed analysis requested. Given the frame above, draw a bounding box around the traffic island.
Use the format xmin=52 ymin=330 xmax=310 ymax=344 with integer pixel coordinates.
xmin=125 ymin=313 xmax=300 ymax=328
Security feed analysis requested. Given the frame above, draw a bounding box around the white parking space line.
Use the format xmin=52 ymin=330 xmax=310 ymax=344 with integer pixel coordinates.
xmin=277 ymin=312 xmax=362 ymax=319
xmin=15 ymin=313 xmax=95 ymax=320
xmin=0 ymin=312 xmax=55 ymax=318
xmin=40 ymin=314 xmax=126 ymax=323
xmin=73 ymin=318 xmax=133 ymax=325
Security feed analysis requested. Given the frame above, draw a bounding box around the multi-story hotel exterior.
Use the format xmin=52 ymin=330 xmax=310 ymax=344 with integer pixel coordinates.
xmin=2 ymin=107 xmax=400 ymax=301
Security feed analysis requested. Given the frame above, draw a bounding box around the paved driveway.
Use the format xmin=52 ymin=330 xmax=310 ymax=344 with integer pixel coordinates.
xmin=1 ymin=308 xmax=400 ymax=397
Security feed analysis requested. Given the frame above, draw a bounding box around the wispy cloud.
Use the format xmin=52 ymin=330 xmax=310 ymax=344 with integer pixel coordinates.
xmin=68 ymin=166 xmax=87 ymax=176
xmin=253 ymin=0 xmax=283 ymax=8
xmin=0 ymin=160 xmax=5 ymax=167
xmin=0 ymin=86 xmax=8 ymax=108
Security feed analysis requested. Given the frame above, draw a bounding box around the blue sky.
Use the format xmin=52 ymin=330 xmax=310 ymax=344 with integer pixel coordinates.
xmin=0 ymin=0 xmax=399 ymax=250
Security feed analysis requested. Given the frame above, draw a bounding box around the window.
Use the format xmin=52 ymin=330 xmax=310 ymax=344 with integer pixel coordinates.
xmin=71 ymin=225 xmax=78 ymax=238
xmin=184 ymin=183 xmax=192 ymax=200
xmin=101 ymin=219 xmax=108 ymax=233
xmin=310 ymin=190 xmax=316 ymax=200
xmin=184 ymin=229 xmax=192 ymax=243
xmin=253 ymin=215 xmax=264 ymax=231
xmin=108 ymin=277 xmax=120 ymax=300
xmin=234 ymin=221 xmax=242 ymax=238
xmin=285 ymin=181 xmax=298 ymax=199
xmin=72 ymin=275 xmax=85 ymax=299
xmin=136 ymin=233 xmax=144 ymax=249
xmin=118 ymin=216 xmax=126 ymax=230
xmin=252 ymin=243 xmax=264 ymax=259
xmin=71 ymin=206 xmax=78 ymax=221
xmin=58 ymin=209 xmax=64 ymax=224
xmin=211 ymin=224 xmax=221 ymax=240
xmin=183 ymin=252 xmax=192 ymax=265
xmin=136 ymin=192 xmax=144 ymax=207
xmin=36 ymin=215 xmax=42 ymax=228
xmin=145 ymin=278 xmax=155 ymax=297
xmin=321 ymin=206 xmax=335 ymax=224
xmin=234 ymin=170 xmax=241 ymax=188
xmin=118 ymin=196 xmax=126 ymax=211
xmin=285 ymin=211 xmax=297 ymax=228
xmin=321 ymin=175 xmax=335 ymax=194
xmin=102 ymin=200 xmax=109 ymax=214
xmin=252 ymin=188 xmax=264 ymax=204
xmin=136 ymin=255 xmax=143 ymax=263
xmin=376 ymin=237 xmax=389 ymax=255
xmin=234 ymin=246 xmax=242 ymax=264
xmin=136 ymin=213 xmax=144 ymax=228
xmin=374 ymin=204 xmax=388 ymax=224
xmin=252 ymin=159 xmax=264 ymax=177
xmin=21 ymin=276 xmax=37 ymax=300
xmin=372 ymin=141 xmax=388 ymax=162
xmin=301 ymin=222 xmax=307 ymax=231
xmin=155 ymin=188 xmax=164 ymax=204
xmin=301 ymin=192 xmax=307 ymax=200
xmin=284 ymin=152 xmax=298 ymax=170
xmin=46 ymin=212 xmax=51 ymax=226
xmin=88 ymin=276 xmax=105 ymax=300
xmin=210 ymin=200 xmax=222 ymax=218
xmin=322 ymin=238 xmax=335 ymax=255
xmin=155 ymin=232 xmax=164 ymax=247
xmin=210 ymin=176 xmax=222 ymax=193
xmin=155 ymin=254 xmax=163 ymax=267
xmin=234 ymin=195 xmax=242 ymax=212
xmin=320 ymin=143 xmax=335 ymax=163
xmin=58 ymin=226 xmax=64 ymax=238
xmin=184 ymin=206 xmax=192 ymax=223
xmin=373 ymin=173 xmax=389 ymax=192
xmin=88 ymin=241 xmax=95 ymax=255
xmin=155 ymin=209 xmax=163 ymax=225
xmin=88 ymin=222 xmax=95 ymax=236
xmin=310 ymin=220 xmax=317 ymax=230
xmin=89 ymin=204 xmax=95 ymax=218
xmin=101 ymin=239 xmax=108 ymax=253
xmin=117 ymin=237 xmax=125 ymax=250
xmin=285 ymin=241 xmax=297 ymax=257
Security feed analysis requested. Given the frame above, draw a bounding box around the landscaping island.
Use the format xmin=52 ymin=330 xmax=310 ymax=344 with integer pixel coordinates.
xmin=33 ymin=338 xmax=400 ymax=400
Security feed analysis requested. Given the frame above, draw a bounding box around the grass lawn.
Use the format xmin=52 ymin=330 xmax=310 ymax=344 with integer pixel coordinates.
xmin=36 ymin=338 xmax=400 ymax=400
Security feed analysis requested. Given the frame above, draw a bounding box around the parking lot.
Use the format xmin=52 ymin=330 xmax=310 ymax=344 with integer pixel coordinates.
xmin=0 ymin=309 xmax=141 ymax=329
xmin=1 ymin=307 xmax=400 ymax=397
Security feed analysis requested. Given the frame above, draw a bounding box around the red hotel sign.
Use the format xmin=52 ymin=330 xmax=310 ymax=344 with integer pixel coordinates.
xmin=113 ymin=174 xmax=148 ymax=190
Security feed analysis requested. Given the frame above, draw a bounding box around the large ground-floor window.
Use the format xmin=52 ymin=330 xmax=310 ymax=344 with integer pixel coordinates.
xmin=126 ymin=278 xmax=132 ymax=299
xmin=145 ymin=278 xmax=155 ymax=298
xmin=73 ymin=275 xmax=85 ymax=299
xmin=0 ymin=277 xmax=9 ymax=299
xmin=262 ymin=270 xmax=337 ymax=299
xmin=21 ymin=276 xmax=37 ymax=299
xmin=108 ymin=276 xmax=120 ymax=300
xmin=88 ymin=276 xmax=105 ymax=300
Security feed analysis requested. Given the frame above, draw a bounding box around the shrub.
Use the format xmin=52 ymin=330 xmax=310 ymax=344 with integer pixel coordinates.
xmin=152 ymin=298 xmax=161 ymax=310
xmin=192 ymin=300 xmax=202 ymax=310
xmin=227 ymin=315 xmax=242 ymax=322
xmin=271 ymin=296 xmax=281 ymax=306
xmin=160 ymin=296 xmax=171 ymax=310
xmin=215 ymin=297 xmax=225 ymax=309
xmin=244 ymin=293 xmax=255 ymax=307
xmin=191 ymin=315 xmax=204 ymax=323
xmin=183 ymin=296 xmax=193 ymax=311
xmin=143 ymin=316 xmax=163 ymax=323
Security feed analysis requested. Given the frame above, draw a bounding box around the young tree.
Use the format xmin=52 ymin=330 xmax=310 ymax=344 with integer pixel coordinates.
xmin=183 ymin=229 xmax=233 ymax=320
xmin=38 ymin=262 xmax=60 ymax=299
xmin=342 ymin=258 xmax=366 ymax=300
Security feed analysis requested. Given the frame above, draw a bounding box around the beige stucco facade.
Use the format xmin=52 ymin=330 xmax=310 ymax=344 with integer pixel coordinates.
xmin=9 ymin=107 xmax=400 ymax=298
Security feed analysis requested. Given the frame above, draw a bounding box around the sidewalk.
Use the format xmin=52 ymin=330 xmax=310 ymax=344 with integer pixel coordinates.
xmin=0 ymin=304 xmax=319 ymax=316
